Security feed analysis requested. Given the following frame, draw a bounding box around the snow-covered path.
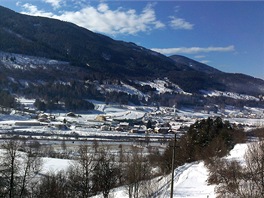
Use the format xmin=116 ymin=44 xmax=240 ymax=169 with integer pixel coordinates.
xmin=94 ymin=161 xmax=216 ymax=198
xmin=159 ymin=162 xmax=216 ymax=198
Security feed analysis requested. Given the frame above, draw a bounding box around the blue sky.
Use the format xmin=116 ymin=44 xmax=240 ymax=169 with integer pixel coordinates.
xmin=1 ymin=0 xmax=263 ymax=79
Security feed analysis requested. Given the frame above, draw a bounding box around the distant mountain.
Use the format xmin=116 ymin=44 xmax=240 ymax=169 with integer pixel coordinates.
xmin=169 ymin=55 xmax=264 ymax=95
xmin=0 ymin=5 xmax=264 ymax=110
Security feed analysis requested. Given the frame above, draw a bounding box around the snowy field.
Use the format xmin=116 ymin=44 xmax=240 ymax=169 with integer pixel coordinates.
xmin=32 ymin=143 xmax=248 ymax=198
xmin=0 ymin=99 xmax=263 ymax=147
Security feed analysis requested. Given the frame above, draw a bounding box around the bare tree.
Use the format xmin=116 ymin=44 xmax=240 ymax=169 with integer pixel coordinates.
xmin=61 ymin=139 xmax=67 ymax=154
xmin=67 ymin=144 xmax=95 ymax=197
xmin=206 ymin=157 xmax=244 ymax=198
xmin=117 ymin=144 xmax=125 ymax=185
xmin=0 ymin=139 xmax=42 ymax=198
xmin=92 ymin=148 xmax=119 ymax=198
xmin=124 ymin=147 xmax=152 ymax=198
xmin=140 ymin=178 xmax=160 ymax=198
xmin=92 ymin=139 xmax=99 ymax=153
xmin=243 ymin=141 xmax=264 ymax=197
xmin=28 ymin=140 xmax=42 ymax=156
xmin=42 ymin=144 xmax=55 ymax=158
xmin=207 ymin=141 xmax=264 ymax=198
xmin=19 ymin=146 xmax=43 ymax=197
xmin=32 ymin=171 xmax=70 ymax=198
xmin=0 ymin=139 xmax=21 ymax=198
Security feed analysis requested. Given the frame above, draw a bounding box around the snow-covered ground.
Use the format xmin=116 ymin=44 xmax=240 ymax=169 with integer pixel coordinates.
xmin=0 ymin=99 xmax=263 ymax=141
xmin=41 ymin=157 xmax=72 ymax=174
xmin=99 ymin=82 xmax=147 ymax=99
xmin=159 ymin=162 xmax=216 ymax=198
xmin=90 ymin=143 xmax=249 ymax=198
xmin=0 ymin=97 xmax=260 ymax=197
xmin=136 ymin=79 xmax=190 ymax=95
xmin=201 ymin=90 xmax=260 ymax=101
xmin=0 ymin=51 xmax=69 ymax=71
xmin=0 ymin=142 xmax=249 ymax=197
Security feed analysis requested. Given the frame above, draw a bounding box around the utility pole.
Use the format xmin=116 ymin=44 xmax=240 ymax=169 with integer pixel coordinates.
xmin=170 ymin=133 xmax=177 ymax=198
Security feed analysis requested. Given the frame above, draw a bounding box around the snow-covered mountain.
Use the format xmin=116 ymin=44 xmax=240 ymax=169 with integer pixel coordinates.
xmin=1 ymin=50 xmax=264 ymax=110
xmin=0 ymin=5 xmax=264 ymax=110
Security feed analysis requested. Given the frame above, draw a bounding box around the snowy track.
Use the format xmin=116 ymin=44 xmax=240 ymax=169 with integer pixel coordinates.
xmin=157 ymin=162 xmax=215 ymax=198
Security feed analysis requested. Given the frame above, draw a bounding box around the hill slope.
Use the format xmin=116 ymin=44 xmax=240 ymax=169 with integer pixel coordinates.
xmin=0 ymin=6 xmax=184 ymax=77
xmin=170 ymin=55 xmax=222 ymax=74
xmin=168 ymin=55 xmax=264 ymax=95
xmin=0 ymin=5 xmax=264 ymax=109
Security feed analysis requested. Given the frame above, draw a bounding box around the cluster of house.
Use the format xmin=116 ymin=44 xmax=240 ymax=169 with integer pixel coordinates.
xmin=11 ymin=111 xmax=174 ymax=135
xmin=14 ymin=113 xmax=68 ymax=130
xmin=96 ymin=115 xmax=172 ymax=134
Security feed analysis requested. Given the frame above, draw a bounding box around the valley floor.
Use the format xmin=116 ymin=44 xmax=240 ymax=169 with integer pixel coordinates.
xmin=0 ymin=99 xmax=262 ymax=197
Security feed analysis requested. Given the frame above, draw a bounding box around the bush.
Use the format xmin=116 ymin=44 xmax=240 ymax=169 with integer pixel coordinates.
xmin=207 ymin=141 xmax=264 ymax=197
xmin=185 ymin=117 xmax=245 ymax=161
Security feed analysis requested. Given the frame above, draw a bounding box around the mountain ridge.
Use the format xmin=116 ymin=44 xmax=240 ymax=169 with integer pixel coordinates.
xmin=0 ymin=5 xmax=264 ymax=110
xmin=169 ymin=55 xmax=222 ymax=74
xmin=0 ymin=5 xmax=185 ymax=77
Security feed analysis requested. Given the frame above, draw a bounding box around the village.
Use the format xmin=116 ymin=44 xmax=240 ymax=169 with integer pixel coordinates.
xmin=0 ymin=99 xmax=263 ymax=144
